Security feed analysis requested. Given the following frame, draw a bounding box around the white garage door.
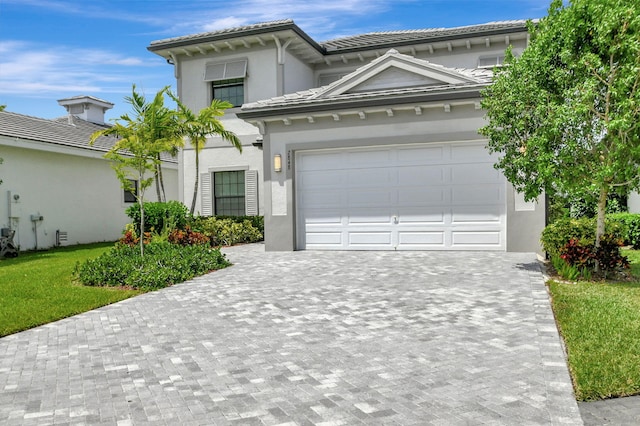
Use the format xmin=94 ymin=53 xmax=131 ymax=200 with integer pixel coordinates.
xmin=295 ymin=142 xmax=506 ymax=251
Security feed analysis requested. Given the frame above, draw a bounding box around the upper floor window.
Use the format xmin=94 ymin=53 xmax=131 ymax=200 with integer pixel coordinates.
xmin=212 ymin=78 xmax=244 ymax=107
xmin=204 ymin=59 xmax=247 ymax=107
xmin=478 ymin=55 xmax=506 ymax=68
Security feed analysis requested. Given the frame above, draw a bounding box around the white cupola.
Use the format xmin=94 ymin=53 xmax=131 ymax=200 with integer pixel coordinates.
xmin=57 ymin=95 xmax=114 ymax=125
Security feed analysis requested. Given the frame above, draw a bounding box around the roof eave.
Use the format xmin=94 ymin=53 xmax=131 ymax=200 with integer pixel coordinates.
xmin=147 ymin=21 xmax=326 ymax=55
xmin=324 ymin=25 xmax=529 ymax=55
xmin=237 ymin=85 xmax=488 ymax=120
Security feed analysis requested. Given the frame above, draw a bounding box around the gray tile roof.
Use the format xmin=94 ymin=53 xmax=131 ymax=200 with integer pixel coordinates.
xmin=148 ymin=19 xmax=323 ymax=52
xmin=241 ymin=81 xmax=488 ymax=114
xmin=321 ymin=20 xmax=532 ymax=52
xmin=0 ymin=111 xmax=177 ymax=163
xmin=241 ymin=51 xmax=493 ymax=113
xmin=149 ymin=19 xmax=531 ymax=54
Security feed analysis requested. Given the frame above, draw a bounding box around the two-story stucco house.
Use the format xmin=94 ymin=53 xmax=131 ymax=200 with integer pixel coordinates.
xmin=0 ymin=96 xmax=179 ymax=250
xmin=148 ymin=19 xmax=544 ymax=253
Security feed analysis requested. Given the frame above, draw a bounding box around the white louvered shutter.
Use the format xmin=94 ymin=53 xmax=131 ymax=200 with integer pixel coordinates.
xmin=244 ymin=170 xmax=258 ymax=216
xmin=200 ymin=172 xmax=212 ymax=216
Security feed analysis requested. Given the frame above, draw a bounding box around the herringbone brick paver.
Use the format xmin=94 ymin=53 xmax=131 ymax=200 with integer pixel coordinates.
xmin=0 ymin=245 xmax=582 ymax=425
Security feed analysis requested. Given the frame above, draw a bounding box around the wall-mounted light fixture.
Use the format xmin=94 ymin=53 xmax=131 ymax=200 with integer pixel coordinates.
xmin=273 ymin=154 xmax=282 ymax=172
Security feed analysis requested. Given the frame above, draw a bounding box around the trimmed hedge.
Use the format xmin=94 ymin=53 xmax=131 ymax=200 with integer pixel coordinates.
xmin=126 ymin=201 xmax=189 ymax=234
xmin=608 ymin=213 xmax=640 ymax=249
xmin=541 ymin=217 xmax=624 ymax=257
xmin=191 ymin=216 xmax=263 ymax=247
xmin=74 ymin=242 xmax=230 ymax=290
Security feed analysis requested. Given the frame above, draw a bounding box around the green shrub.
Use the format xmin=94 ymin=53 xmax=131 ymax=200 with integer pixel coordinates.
xmin=541 ymin=217 xmax=624 ymax=257
xmin=607 ymin=213 xmax=640 ymax=249
xmin=126 ymin=201 xmax=189 ymax=234
xmin=74 ymin=242 xmax=230 ymax=290
xmin=551 ymin=254 xmax=582 ymax=281
xmin=191 ymin=215 xmax=264 ymax=234
xmin=193 ymin=217 xmax=263 ymax=246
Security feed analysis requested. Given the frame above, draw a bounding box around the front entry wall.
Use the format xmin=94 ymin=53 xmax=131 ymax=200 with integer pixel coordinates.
xmin=295 ymin=142 xmax=506 ymax=251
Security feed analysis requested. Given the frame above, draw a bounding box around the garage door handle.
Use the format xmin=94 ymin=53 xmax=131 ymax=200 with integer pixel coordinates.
xmin=393 ymin=216 xmax=399 ymax=224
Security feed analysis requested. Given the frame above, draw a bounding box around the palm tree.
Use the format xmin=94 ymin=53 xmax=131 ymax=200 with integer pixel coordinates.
xmin=124 ymin=86 xmax=181 ymax=202
xmin=90 ymin=85 xmax=183 ymax=255
xmin=169 ymin=94 xmax=242 ymax=215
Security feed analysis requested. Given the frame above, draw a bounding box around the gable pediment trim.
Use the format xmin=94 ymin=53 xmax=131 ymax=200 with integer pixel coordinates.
xmin=311 ymin=49 xmax=480 ymax=99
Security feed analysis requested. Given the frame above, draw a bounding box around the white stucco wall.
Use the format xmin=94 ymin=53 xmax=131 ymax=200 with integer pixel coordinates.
xmin=284 ymin=50 xmax=315 ymax=94
xmin=629 ymin=191 xmax=640 ymax=213
xmin=182 ymin=120 xmax=264 ymax=216
xmin=177 ymin=46 xmax=281 ymax=113
xmin=0 ymin=138 xmax=178 ymax=251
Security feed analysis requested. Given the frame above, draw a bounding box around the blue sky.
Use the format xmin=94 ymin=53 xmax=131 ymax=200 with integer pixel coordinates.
xmin=0 ymin=0 xmax=549 ymax=121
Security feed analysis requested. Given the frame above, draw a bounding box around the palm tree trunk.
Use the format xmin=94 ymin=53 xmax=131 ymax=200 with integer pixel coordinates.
xmin=157 ymin=155 xmax=166 ymax=202
xmin=190 ymin=148 xmax=199 ymax=215
xmin=154 ymin=166 xmax=162 ymax=202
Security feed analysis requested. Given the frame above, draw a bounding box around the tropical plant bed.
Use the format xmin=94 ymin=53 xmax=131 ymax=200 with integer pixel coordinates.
xmin=75 ymin=242 xmax=230 ymax=290
xmin=547 ymin=250 xmax=640 ymax=401
xmin=0 ymin=243 xmax=140 ymax=337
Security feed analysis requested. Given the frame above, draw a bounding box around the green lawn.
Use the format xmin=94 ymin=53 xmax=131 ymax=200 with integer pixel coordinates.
xmin=0 ymin=243 xmax=140 ymax=337
xmin=548 ymin=249 xmax=640 ymax=401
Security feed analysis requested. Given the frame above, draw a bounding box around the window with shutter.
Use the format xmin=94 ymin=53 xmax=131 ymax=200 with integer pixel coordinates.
xmin=202 ymin=169 xmax=258 ymax=216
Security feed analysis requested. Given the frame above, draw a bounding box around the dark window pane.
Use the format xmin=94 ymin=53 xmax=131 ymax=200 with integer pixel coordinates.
xmin=212 ymin=78 xmax=244 ymax=107
xmin=214 ymin=171 xmax=245 ymax=216
xmin=124 ymin=179 xmax=138 ymax=203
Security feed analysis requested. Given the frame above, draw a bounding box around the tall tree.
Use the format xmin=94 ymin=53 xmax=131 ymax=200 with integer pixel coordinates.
xmin=169 ymin=94 xmax=242 ymax=215
xmin=90 ymin=86 xmax=183 ymax=255
xmin=122 ymin=86 xmax=180 ymax=202
xmin=480 ymin=0 xmax=640 ymax=254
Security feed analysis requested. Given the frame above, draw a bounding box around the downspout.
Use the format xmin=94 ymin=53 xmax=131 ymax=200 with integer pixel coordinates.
xmin=273 ymin=36 xmax=293 ymax=96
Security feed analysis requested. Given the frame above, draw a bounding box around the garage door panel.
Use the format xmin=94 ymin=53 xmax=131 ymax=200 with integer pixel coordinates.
xmin=398 ymin=165 xmax=445 ymax=185
xmin=349 ymin=232 xmax=393 ymax=246
xmin=451 ymin=143 xmax=492 ymax=162
xmin=398 ymin=187 xmax=448 ymax=206
xmin=452 ymin=231 xmax=502 ymax=247
xmin=348 ymin=189 xmax=393 ymax=207
xmin=452 ymin=185 xmax=503 ymax=205
xmin=398 ymin=208 xmax=446 ymax=224
xmin=397 ymin=146 xmax=444 ymax=164
xmin=300 ymin=152 xmax=346 ymax=171
xmin=347 ymin=149 xmax=392 ymax=167
xmin=299 ymin=190 xmax=345 ymax=208
xmin=303 ymin=210 xmax=343 ymax=224
xmin=451 ymin=164 xmax=503 ymax=184
xmin=451 ymin=206 xmax=502 ymax=223
xmin=347 ymin=168 xmax=392 ymax=187
xmin=348 ymin=209 xmax=392 ymax=224
xmin=305 ymin=232 xmax=343 ymax=246
xmin=299 ymin=170 xmax=344 ymax=188
xmin=398 ymin=231 xmax=445 ymax=246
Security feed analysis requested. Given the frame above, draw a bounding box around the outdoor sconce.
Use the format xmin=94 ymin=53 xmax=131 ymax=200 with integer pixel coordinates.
xmin=273 ymin=154 xmax=282 ymax=172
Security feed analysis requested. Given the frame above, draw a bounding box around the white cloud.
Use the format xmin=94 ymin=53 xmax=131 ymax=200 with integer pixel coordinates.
xmin=202 ymin=16 xmax=251 ymax=32
xmin=0 ymin=41 xmax=161 ymax=96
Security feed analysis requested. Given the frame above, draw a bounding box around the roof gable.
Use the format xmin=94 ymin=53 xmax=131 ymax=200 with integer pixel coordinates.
xmin=312 ymin=49 xmax=483 ymax=99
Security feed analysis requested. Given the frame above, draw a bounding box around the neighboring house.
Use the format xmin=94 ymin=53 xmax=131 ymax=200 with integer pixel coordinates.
xmin=148 ymin=19 xmax=544 ymax=252
xmin=0 ymin=96 xmax=179 ymax=251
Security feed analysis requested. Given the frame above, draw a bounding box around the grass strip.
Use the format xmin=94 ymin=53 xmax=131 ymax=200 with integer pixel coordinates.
xmin=0 ymin=243 xmax=140 ymax=337
xmin=549 ymin=256 xmax=640 ymax=400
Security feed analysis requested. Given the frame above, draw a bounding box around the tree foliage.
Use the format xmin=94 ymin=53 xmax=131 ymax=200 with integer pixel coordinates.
xmin=480 ymin=0 xmax=640 ymax=250
xmin=90 ymin=85 xmax=183 ymax=255
xmin=168 ymin=94 xmax=241 ymax=215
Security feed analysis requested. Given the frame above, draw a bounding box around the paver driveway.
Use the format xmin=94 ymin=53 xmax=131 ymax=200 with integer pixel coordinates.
xmin=0 ymin=244 xmax=582 ymax=425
